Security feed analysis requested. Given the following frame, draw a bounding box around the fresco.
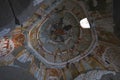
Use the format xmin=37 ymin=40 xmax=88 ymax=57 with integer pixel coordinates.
xmin=0 ymin=0 xmax=119 ymax=80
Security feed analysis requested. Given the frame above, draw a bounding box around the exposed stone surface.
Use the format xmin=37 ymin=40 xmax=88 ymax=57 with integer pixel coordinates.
xmin=75 ymin=70 xmax=116 ymax=80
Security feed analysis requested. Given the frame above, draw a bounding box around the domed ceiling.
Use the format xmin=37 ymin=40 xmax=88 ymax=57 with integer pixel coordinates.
xmin=0 ymin=0 xmax=120 ymax=80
